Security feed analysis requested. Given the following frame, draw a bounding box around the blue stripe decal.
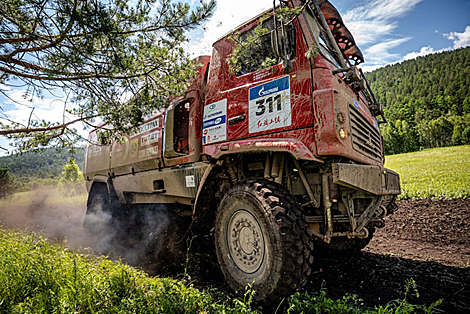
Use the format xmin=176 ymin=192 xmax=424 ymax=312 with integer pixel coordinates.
xmin=249 ymin=76 xmax=290 ymax=101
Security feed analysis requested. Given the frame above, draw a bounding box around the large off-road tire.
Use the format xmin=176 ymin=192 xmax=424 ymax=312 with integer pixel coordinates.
xmin=214 ymin=180 xmax=313 ymax=302
xmin=83 ymin=183 xmax=115 ymax=252
xmin=83 ymin=183 xmax=110 ymax=233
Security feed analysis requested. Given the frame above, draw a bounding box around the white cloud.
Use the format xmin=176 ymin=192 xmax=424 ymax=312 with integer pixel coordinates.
xmin=187 ymin=0 xmax=423 ymax=58
xmin=1 ymin=89 xmax=72 ymax=127
xmin=344 ymin=0 xmax=422 ymax=22
xmin=361 ymin=37 xmax=411 ymax=71
xmin=343 ymin=0 xmax=423 ymax=46
xmin=0 ymin=83 xmax=11 ymax=92
xmin=365 ymin=37 xmax=411 ymax=56
xmin=444 ymin=26 xmax=470 ymax=49
xmin=0 ymin=88 xmax=81 ymax=154
xmin=403 ymin=45 xmax=450 ymax=60
xmin=185 ymin=0 xmax=422 ymax=70
xmin=341 ymin=0 xmax=423 ymax=70
xmin=186 ymin=0 xmax=271 ymax=56
xmin=400 ymin=25 xmax=470 ymax=64
xmin=345 ymin=20 xmax=396 ymax=46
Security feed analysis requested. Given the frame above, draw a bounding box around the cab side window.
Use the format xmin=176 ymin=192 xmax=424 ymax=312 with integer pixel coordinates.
xmin=174 ymin=101 xmax=190 ymax=154
xmin=235 ymin=16 xmax=296 ymax=76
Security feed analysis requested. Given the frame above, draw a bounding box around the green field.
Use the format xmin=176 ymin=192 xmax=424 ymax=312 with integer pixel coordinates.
xmin=385 ymin=145 xmax=470 ymax=199
xmin=0 ymin=187 xmax=87 ymax=208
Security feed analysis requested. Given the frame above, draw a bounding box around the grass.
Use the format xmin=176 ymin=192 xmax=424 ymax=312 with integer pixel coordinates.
xmin=0 ymin=228 xmax=256 ymax=313
xmin=385 ymin=145 xmax=470 ymax=199
xmin=0 ymin=228 xmax=442 ymax=313
xmin=0 ymin=186 xmax=87 ymax=208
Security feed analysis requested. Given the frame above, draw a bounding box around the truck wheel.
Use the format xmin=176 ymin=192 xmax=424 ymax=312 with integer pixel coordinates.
xmin=214 ymin=180 xmax=313 ymax=302
xmin=83 ymin=183 xmax=113 ymax=251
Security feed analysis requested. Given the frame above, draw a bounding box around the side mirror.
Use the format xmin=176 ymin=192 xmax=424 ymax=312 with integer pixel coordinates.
xmin=271 ymin=28 xmax=293 ymax=74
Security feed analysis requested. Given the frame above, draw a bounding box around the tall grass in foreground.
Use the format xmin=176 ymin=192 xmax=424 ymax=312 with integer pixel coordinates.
xmin=385 ymin=145 xmax=470 ymax=199
xmin=0 ymin=229 xmax=442 ymax=313
xmin=0 ymin=228 xmax=254 ymax=313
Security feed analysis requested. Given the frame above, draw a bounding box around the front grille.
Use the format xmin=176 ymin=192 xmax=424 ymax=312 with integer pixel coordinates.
xmin=349 ymin=104 xmax=382 ymax=161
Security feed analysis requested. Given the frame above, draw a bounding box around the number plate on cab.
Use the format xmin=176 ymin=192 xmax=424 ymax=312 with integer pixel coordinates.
xmin=248 ymin=76 xmax=291 ymax=133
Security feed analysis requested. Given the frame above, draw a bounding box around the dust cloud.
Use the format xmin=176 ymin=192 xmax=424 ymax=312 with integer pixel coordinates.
xmin=0 ymin=188 xmax=87 ymax=244
xmin=0 ymin=188 xmax=190 ymax=275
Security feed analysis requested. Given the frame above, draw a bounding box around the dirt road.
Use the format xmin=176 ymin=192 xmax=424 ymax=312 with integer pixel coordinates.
xmin=1 ymin=195 xmax=469 ymax=312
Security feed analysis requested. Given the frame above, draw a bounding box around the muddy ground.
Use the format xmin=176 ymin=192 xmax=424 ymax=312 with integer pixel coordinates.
xmin=308 ymin=199 xmax=470 ymax=313
xmin=0 ymin=195 xmax=469 ymax=313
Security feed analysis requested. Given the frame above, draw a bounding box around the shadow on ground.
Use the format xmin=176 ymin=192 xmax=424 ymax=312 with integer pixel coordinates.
xmin=307 ymin=251 xmax=470 ymax=313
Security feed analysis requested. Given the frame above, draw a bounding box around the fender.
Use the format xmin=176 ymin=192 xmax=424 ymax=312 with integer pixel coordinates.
xmin=203 ymin=138 xmax=324 ymax=162
xmin=86 ymin=174 xmax=120 ymax=205
xmin=86 ymin=174 xmax=108 ymax=193
xmin=192 ymin=163 xmax=216 ymax=216
xmin=193 ymin=138 xmax=324 ymax=217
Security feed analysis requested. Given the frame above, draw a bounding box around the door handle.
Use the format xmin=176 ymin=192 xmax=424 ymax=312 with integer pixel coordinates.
xmin=228 ymin=115 xmax=246 ymax=126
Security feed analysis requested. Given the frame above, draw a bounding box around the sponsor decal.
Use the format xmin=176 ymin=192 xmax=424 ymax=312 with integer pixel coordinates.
xmin=112 ymin=138 xmax=129 ymax=160
xmin=185 ymin=175 xmax=196 ymax=188
xmin=129 ymin=138 xmax=139 ymax=158
xmin=88 ymin=144 xmax=102 ymax=155
xmin=203 ymin=99 xmax=227 ymax=144
xmin=353 ymin=98 xmax=360 ymax=110
xmin=130 ymin=119 xmax=159 ymax=136
xmin=141 ymin=131 xmax=159 ymax=145
xmin=373 ymin=118 xmax=380 ymax=132
xmin=353 ymin=98 xmax=380 ymax=132
xmin=210 ymin=49 xmax=221 ymax=70
xmin=249 ymin=76 xmax=291 ymax=133
xmin=138 ymin=146 xmax=159 ymax=158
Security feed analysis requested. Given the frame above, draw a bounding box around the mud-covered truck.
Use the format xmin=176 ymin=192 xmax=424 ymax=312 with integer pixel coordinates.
xmin=84 ymin=0 xmax=400 ymax=301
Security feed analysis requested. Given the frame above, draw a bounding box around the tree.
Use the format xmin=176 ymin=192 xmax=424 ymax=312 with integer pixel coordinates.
xmin=0 ymin=166 xmax=19 ymax=198
xmin=61 ymin=158 xmax=81 ymax=183
xmin=0 ymin=0 xmax=215 ymax=151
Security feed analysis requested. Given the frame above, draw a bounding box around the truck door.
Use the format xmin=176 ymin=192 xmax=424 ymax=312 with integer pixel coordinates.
xmin=163 ymin=97 xmax=202 ymax=167
xmin=204 ymin=12 xmax=314 ymax=144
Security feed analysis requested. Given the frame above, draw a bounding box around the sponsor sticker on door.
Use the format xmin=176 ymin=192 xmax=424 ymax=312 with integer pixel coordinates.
xmin=203 ymin=99 xmax=227 ymax=144
xmin=248 ymin=76 xmax=291 ymax=133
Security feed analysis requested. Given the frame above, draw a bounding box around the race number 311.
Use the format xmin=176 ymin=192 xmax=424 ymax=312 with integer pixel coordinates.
xmin=248 ymin=76 xmax=291 ymax=133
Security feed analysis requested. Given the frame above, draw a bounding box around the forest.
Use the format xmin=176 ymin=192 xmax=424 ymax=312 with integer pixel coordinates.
xmin=0 ymin=148 xmax=84 ymax=178
xmin=366 ymin=46 xmax=470 ymax=155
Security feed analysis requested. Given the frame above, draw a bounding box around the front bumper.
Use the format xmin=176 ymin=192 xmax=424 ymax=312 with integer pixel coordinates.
xmin=332 ymin=163 xmax=400 ymax=196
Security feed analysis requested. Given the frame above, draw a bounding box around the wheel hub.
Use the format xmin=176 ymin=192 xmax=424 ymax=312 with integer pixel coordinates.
xmin=227 ymin=210 xmax=265 ymax=273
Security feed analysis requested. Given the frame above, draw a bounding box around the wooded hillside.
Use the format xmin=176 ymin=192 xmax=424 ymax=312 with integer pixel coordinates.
xmin=366 ymin=47 xmax=470 ymax=154
xmin=0 ymin=148 xmax=84 ymax=178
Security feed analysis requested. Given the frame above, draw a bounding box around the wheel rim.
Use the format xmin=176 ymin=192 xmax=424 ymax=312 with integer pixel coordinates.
xmin=227 ymin=209 xmax=265 ymax=274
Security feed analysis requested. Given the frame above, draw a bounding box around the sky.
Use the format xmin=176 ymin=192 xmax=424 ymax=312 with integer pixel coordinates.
xmin=1 ymin=0 xmax=469 ymax=155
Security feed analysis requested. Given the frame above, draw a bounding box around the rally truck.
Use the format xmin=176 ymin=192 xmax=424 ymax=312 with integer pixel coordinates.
xmin=83 ymin=0 xmax=400 ymax=301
